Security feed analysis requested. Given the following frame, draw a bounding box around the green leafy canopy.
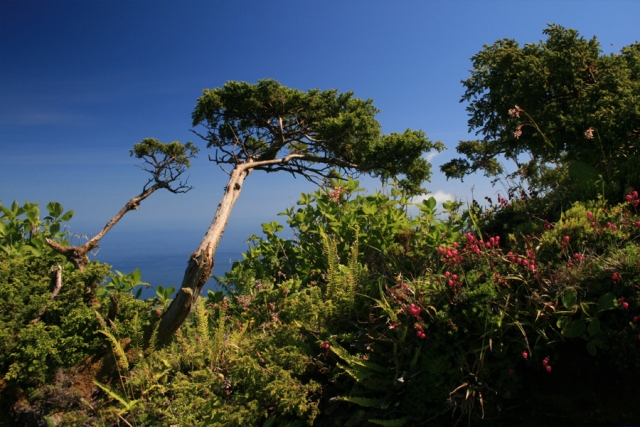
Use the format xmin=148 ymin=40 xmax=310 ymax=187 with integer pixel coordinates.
xmin=442 ymin=24 xmax=640 ymax=199
xmin=192 ymin=79 xmax=444 ymax=196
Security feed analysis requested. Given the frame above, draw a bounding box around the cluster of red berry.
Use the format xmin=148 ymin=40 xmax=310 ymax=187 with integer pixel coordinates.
xmin=506 ymin=249 xmax=537 ymax=272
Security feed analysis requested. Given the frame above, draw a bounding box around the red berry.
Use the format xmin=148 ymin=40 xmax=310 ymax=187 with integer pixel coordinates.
xmin=522 ymin=351 xmax=528 ymax=360
xmin=623 ymin=302 xmax=629 ymax=310
xmin=321 ymin=341 xmax=330 ymax=349
xmin=564 ymin=236 xmax=570 ymax=243
xmin=546 ymin=365 xmax=552 ymax=373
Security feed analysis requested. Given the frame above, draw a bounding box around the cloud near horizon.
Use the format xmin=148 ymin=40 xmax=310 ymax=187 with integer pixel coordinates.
xmin=412 ymin=190 xmax=456 ymax=206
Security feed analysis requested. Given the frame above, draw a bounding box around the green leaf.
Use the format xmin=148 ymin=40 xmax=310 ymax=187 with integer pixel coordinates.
xmin=58 ymin=210 xmax=74 ymax=222
xmin=334 ymin=396 xmax=381 ymax=407
xmin=597 ymin=293 xmax=617 ymax=312
xmin=130 ymin=268 xmax=142 ymax=284
xmin=562 ymin=289 xmax=577 ymax=309
xmin=586 ymin=340 xmax=597 ymax=356
xmin=46 ymin=201 xmax=63 ymax=218
xmin=562 ymin=319 xmax=586 ymax=338
xmin=425 ymin=196 xmax=436 ymax=210
xmin=368 ymin=417 xmax=409 ymax=426
xmin=49 ymin=223 xmax=61 ymax=235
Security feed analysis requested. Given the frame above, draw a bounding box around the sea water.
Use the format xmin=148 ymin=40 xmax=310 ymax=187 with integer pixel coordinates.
xmin=88 ymin=228 xmax=244 ymax=299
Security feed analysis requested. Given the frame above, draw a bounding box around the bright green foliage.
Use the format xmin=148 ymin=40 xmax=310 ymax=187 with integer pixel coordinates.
xmin=0 ymin=255 xmax=111 ymax=385
xmin=9 ymin=183 xmax=640 ymax=425
xmin=442 ymin=24 xmax=640 ymax=201
xmin=97 ymin=268 xmax=149 ymax=301
xmin=192 ymin=79 xmax=444 ymax=196
xmin=0 ymin=200 xmax=74 ymax=258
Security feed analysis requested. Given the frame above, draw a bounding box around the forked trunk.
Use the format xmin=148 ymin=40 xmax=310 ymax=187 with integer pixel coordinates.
xmin=155 ymin=164 xmax=250 ymax=345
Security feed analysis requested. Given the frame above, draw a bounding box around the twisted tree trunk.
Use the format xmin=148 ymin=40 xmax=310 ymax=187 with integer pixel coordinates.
xmin=155 ymin=163 xmax=251 ymax=345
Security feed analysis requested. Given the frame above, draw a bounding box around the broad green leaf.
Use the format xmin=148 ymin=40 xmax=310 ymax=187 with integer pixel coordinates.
xmin=46 ymin=201 xmax=63 ymax=218
xmin=425 ymin=196 xmax=437 ymax=210
xmin=333 ymin=395 xmax=381 ymax=407
xmin=562 ymin=289 xmax=577 ymax=308
xmin=586 ymin=341 xmax=597 ymax=356
xmin=50 ymin=223 xmax=61 ymax=235
xmin=562 ymin=319 xmax=586 ymax=338
xmin=58 ymin=210 xmax=74 ymax=222
xmin=368 ymin=417 xmax=409 ymax=426
xmin=130 ymin=268 xmax=142 ymax=284
xmin=597 ymin=293 xmax=617 ymax=312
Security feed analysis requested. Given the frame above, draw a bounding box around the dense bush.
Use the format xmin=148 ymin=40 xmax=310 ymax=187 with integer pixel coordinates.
xmin=54 ymin=181 xmax=637 ymax=426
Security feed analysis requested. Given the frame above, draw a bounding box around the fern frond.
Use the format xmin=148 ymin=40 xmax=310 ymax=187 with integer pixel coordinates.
xmin=130 ymin=312 xmax=143 ymax=357
xmin=146 ymin=320 xmax=161 ymax=356
xmin=195 ymin=297 xmax=211 ymax=349
xmin=98 ymin=329 xmax=129 ymax=372
xmin=94 ymin=380 xmax=139 ymax=413
xmin=337 ymin=362 xmax=373 ymax=382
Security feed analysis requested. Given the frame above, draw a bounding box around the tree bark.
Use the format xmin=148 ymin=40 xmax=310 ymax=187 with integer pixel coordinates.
xmin=155 ymin=163 xmax=251 ymax=345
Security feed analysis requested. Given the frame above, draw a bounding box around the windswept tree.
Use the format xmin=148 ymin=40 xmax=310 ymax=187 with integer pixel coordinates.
xmin=46 ymin=139 xmax=198 ymax=272
xmin=156 ymin=79 xmax=444 ymax=344
xmin=441 ymin=24 xmax=640 ymax=200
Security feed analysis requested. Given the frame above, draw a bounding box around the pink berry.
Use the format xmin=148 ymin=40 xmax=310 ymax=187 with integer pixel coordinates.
xmin=623 ymin=302 xmax=629 ymax=310
xmin=564 ymin=236 xmax=570 ymax=243
xmin=633 ymin=316 xmax=639 ymax=323
xmin=546 ymin=365 xmax=552 ymax=373
xmin=522 ymin=351 xmax=528 ymax=360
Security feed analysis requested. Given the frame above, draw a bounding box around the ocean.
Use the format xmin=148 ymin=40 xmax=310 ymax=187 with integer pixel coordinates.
xmin=88 ymin=228 xmax=245 ymax=300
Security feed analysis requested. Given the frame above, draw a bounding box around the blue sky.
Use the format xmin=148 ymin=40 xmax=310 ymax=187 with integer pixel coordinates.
xmin=2 ymin=0 xmax=639 ymax=257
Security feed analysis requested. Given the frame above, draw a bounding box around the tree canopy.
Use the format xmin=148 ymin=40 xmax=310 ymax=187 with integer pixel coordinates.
xmin=441 ymin=24 xmax=640 ymax=199
xmin=192 ymin=79 xmax=444 ymax=196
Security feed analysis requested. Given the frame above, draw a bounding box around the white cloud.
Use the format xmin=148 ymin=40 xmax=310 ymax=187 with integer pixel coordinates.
xmin=425 ymin=150 xmax=440 ymax=162
xmin=412 ymin=190 xmax=456 ymax=206
xmin=408 ymin=190 xmax=456 ymax=216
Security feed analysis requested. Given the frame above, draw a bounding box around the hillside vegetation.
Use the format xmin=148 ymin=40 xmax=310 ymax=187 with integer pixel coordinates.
xmin=1 ymin=25 xmax=639 ymax=426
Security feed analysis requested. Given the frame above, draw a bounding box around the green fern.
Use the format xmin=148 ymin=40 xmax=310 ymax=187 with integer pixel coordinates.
xmin=129 ymin=312 xmax=144 ymax=359
xmin=95 ymin=311 xmax=129 ymax=372
xmin=94 ymin=380 xmax=139 ymax=415
xmin=146 ymin=319 xmax=161 ymax=356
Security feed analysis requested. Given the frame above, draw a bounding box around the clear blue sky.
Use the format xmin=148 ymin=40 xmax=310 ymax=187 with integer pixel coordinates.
xmin=1 ymin=0 xmax=639 ymax=255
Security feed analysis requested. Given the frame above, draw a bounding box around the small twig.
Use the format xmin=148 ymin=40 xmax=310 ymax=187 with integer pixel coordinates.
xmin=31 ymin=265 xmax=63 ymax=324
